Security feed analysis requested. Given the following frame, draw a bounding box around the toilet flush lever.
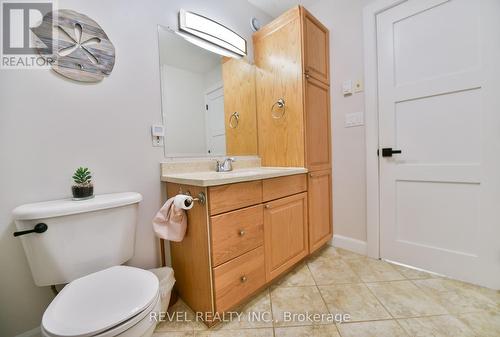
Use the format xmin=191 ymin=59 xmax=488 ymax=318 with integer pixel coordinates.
xmin=13 ymin=223 xmax=48 ymax=237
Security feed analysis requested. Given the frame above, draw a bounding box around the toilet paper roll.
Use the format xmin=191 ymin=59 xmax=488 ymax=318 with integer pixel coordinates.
xmin=173 ymin=194 xmax=194 ymax=210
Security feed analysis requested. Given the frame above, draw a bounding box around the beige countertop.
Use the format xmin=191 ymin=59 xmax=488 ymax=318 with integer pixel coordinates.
xmin=161 ymin=166 xmax=308 ymax=187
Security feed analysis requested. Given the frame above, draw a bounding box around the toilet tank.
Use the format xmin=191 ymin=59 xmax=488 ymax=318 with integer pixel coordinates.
xmin=12 ymin=192 xmax=142 ymax=286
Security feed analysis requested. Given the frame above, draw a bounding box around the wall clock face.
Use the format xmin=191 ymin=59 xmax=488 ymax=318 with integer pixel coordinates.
xmin=32 ymin=9 xmax=115 ymax=82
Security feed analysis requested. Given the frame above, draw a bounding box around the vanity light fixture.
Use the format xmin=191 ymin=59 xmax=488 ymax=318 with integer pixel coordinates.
xmin=177 ymin=9 xmax=247 ymax=58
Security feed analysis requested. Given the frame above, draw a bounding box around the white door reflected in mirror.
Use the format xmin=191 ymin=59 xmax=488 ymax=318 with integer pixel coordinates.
xmin=205 ymin=86 xmax=226 ymax=155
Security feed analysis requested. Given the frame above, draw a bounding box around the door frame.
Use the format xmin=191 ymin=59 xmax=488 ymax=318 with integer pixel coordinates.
xmin=363 ymin=0 xmax=407 ymax=259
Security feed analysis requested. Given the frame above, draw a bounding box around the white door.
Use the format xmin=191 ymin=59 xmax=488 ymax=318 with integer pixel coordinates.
xmin=205 ymin=86 xmax=226 ymax=155
xmin=377 ymin=0 xmax=500 ymax=289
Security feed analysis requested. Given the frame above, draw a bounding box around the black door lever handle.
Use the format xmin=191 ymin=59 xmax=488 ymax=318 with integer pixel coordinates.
xmin=381 ymin=148 xmax=402 ymax=157
xmin=13 ymin=223 xmax=48 ymax=237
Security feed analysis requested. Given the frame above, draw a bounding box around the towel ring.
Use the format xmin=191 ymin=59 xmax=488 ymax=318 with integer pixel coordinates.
xmin=229 ymin=111 xmax=240 ymax=129
xmin=271 ymin=98 xmax=286 ymax=119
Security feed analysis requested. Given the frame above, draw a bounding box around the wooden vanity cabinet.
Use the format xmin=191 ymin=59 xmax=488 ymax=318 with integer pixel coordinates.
xmin=303 ymin=9 xmax=330 ymax=84
xmin=213 ymin=246 xmax=266 ymax=312
xmin=254 ymin=6 xmax=333 ymax=255
xmin=166 ymin=174 xmax=308 ymax=325
xmin=253 ymin=9 xmax=305 ymax=168
xmin=164 ymin=5 xmax=332 ymax=325
xmin=211 ymin=204 xmax=264 ymax=267
xmin=253 ymin=5 xmax=331 ymax=169
xmin=264 ymin=193 xmax=308 ymax=281
xmin=305 ymin=77 xmax=331 ymax=172
xmin=308 ymin=170 xmax=333 ymax=253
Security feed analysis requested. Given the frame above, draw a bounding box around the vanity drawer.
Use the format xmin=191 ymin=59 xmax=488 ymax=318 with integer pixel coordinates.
xmin=213 ymin=246 xmax=266 ymax=312
xmin=211 ymin=205 xmax=264 ymax=266
xmin=262 ymin=174 xmax=307 ymax=202
xmin=208 ymin=180 xmax=263 ymax=215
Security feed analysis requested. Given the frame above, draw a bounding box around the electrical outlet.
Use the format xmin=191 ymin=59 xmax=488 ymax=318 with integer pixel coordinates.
xmin=152 ymin=136 xmax=164 ymax=147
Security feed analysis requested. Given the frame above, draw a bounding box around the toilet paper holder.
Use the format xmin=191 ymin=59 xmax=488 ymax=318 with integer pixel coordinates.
xmin=177 ymin=188 xmax=206 ymax=206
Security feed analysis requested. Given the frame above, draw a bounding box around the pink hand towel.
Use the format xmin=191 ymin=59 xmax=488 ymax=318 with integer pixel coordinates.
xmin=152 ymin=197 xmax=187 ymax=242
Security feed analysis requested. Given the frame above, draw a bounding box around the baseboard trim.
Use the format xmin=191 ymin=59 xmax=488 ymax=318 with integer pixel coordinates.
xmin=332 ymin=235 xmax=367 ymax=256
xmin=15 ymin=326 xmax=40 ymax=337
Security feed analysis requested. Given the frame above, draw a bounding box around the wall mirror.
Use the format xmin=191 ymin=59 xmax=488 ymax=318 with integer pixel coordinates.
xmin=158 ymin=25 xmax=258 ymax=158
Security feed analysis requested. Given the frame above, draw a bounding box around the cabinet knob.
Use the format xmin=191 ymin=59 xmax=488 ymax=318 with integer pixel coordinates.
xmin=240 ymin=275 xmax=247 ymax=283
xmin=305 ymin=74 xmax=310 ymax=79
xmin=238 ymin=229 xmax=246 ymax=236
xmin=265 ymin=204 xmax=270 ymax=209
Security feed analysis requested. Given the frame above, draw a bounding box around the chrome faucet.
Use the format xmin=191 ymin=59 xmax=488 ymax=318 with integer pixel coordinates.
xmin=215 ymin=157 xmax=235 ymax=172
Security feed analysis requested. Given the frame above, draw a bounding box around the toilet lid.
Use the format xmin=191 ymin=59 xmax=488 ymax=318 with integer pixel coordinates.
xmin=42 ymin=266 xmax=159 ymax=337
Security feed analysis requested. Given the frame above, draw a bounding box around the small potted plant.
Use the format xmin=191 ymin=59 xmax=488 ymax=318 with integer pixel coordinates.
xmin=72 ymin=167 xmax=94 ymax=200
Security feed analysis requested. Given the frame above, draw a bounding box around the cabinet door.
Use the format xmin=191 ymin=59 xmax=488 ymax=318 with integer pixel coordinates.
xmin=302 ymin=8 xmax=329 ymax=84
xmin=308 ymin=170 xmax=333 ymax=253
xmin=264 ymin=193 xmax=308 ymax=281
xmin=305 ymin=77 xmax=331 ymax=171
xmin=253 ymin=7 xmax=305 ymax=167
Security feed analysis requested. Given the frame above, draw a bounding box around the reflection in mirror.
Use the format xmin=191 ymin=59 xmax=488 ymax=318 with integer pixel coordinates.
xmin=222 ymin=58 xmax=258 ymax=156
xmin=158 ymin=25 xmax=258 ymax=158
xmin=158 ymin=25 xmax=225 ymax=157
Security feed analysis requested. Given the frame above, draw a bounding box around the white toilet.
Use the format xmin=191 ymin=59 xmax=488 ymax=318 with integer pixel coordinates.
xmin=13 ymin=192 xmax=165 ymax=337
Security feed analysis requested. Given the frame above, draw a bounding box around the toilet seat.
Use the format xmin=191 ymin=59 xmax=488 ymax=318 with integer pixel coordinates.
xmin=42 ymin=266 xmax=159 ymax=337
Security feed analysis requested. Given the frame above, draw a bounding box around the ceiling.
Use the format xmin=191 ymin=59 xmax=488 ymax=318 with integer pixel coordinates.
xmin=247 ymin=0 xmax=319 ymax=18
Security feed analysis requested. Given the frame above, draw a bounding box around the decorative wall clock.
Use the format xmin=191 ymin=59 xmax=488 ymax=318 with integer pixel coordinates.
xmin=32 ymin=9 xmax=115 ymax=82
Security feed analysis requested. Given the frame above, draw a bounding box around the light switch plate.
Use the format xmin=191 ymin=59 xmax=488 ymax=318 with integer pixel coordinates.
xmin=342 ymin=80 xmax=353 ymax=96
xmin=151 ymin=124 xmax=165 ymax=147
xmin=345 ymin=111 xmax=364 ymax=128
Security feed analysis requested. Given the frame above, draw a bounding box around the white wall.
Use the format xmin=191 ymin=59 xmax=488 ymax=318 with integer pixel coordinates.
xmin=162 ymin=65 xmax=208 ymax=156
xmin=0 ymin=1 xmax=271 ymax=335
xmin=204 ymin=63 xmax=223 ymax=90
xmin=308 ymin=0 xmax=374 ymax=244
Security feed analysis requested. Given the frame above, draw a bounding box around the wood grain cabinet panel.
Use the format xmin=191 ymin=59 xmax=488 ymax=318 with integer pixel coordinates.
xmin=208 ymin=180 xmax=262 ymax=215
xmin=222 ymin=58 xmax=258 ymax=156
xmin=253 ymin=6 xmax=331 ymax=170
xmin=308 ymin=170 xmax=333 ymax=253
xmin=262 ymin=174 xmax=307 ymax=202
xmin=211 ymin=205 xmax=264 ymax=266
xmin=303 ymin=8 xmax=330 ymax=84
xmin=264 ymin=192 xmax=309 ymax=281
xmin=213 ymin=246 xmax=266 ymax=313
xmin=253 ymin=7 xmax=305 ymax=167
xmin=305 ymin=77 xmax=331 ymax=171
xmin=166 ymin=183 xmax=213 ymax=315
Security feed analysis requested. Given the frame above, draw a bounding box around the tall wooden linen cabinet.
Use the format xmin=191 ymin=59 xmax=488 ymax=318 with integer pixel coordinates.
xmin=253 ymin=6 xmax=333 ymax=253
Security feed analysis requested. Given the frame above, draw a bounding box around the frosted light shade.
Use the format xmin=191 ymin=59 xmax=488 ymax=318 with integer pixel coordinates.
xmin=178 ymin=9 xmax=247 ymax=58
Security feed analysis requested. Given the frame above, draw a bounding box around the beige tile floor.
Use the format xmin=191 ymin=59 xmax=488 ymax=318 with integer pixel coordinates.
xmin=154 ymin=246 xmax=500 ymax=337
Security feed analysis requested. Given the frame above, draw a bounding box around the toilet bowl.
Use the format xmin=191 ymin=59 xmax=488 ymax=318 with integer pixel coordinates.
xmin=41 ymin=266 xmax=160 ymax=337
xmin=12 ymin=193 xmax=169 ymax=336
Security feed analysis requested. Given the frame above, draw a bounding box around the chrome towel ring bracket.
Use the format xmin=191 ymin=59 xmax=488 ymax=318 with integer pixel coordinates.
xmin=229 ymin=111 xmax=240 ymax=128
xmin=271 ymin=98 xmax=286 ymax=119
